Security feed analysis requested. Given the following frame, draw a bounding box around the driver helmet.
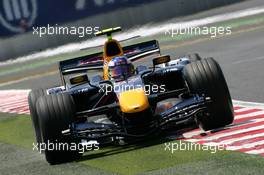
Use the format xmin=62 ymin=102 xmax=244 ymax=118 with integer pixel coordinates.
xmin=108 ymin=56 xmax=134 ymax=81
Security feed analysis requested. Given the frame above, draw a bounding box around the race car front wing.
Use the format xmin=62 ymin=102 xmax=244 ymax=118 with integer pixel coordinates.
xmin=62 ymin=92 xmax=211 ymax=143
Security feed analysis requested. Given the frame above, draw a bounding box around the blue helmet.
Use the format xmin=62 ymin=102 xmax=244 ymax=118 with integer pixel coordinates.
xmin=108 ymin=56 xmax=134 ymax=81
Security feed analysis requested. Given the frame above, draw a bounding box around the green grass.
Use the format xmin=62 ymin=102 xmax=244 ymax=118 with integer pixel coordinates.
xmin=1 ymin=12 xmax=264 ymax=175
xmin=1 ymin=13 xmax=264 ymax=172
xmin=0 ymin=114 xmax=35 ymax=148
xmin=79 ymin=141 xmax=227 ymax=174
xmin=0 ymin=114 xmax=263 ymax=175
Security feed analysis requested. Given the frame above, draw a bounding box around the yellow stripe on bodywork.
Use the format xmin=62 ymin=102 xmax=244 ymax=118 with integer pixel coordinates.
xmin=119 ymin=88 xmax=149 ymax=113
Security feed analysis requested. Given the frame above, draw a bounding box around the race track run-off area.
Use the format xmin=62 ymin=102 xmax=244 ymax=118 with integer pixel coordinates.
xmin=1 ymin=90 xmax=264 ymax=157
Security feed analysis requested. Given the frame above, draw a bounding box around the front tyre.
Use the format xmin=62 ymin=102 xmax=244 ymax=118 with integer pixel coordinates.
xmin=37 ymin=93 xmax=80 ymax=164
xmin=183 ymin=58 xmax=234 ymax=131
xmin=28 ymin=88 xmax=46 ymax=146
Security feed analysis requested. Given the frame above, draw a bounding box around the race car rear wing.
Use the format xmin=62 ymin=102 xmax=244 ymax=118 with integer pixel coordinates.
xmin=58 ymin=40 xmax=160 ymax=85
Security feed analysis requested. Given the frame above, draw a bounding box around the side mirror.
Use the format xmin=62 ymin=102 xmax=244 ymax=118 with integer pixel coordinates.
xmin=152 ymin=55 xmax=171 ymax=67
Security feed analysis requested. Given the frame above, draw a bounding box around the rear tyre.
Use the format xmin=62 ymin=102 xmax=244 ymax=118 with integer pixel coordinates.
xmin=183 ymin=57 xmax=234 ymax=131
xmin=37 ymin=93 xmax=80 ymax=164
xmin=185 ymin=53 xmax=202 ymax=62
xmin=28 ymin=88 xmax=46 ymax=146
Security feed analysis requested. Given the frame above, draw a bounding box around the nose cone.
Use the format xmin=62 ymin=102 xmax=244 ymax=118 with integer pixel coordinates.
xmin=119 ymin=88 xmax=150 ymax=113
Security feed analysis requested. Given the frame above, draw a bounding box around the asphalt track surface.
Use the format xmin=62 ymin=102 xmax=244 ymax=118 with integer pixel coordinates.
xmin=2 ymin=18 xmax=264 ymax=103
xmin=1 ymin=0 xmax=264 ymax=175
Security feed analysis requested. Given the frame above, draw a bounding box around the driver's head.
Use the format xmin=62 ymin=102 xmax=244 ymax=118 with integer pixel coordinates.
xmin=108 ymin=56 xmax=134 ymax=81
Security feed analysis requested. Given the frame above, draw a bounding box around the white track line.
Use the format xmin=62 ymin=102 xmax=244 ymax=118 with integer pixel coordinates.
xmin=183 ymin=109 xmax=264 ymax=139
xmin=183 ymin=118 xmax=264 ymax=139
xmin=233 ymin=100 xmax=264 ymax=109
xmin=225 ymin=140 xmax=264 ymax=151
xmin=175 ymin=100 xmax=264 ymax=154
xmin=0 ymin=90 xmax=30 ymax=93
xmin=205 ymin=132 xmax=264 ymax=145
xmin=0 ymin=100 xmax=28 ymax=106
xmin=186 ymin=124 xmax=264 ymax=142
xmin=1 ymin=6 xmax=264 ymax=66
xmin=235 ymin=107 xmax=258 ymax=113
xmin=235 ymin=111 xmax=264 ymax=119
xmin=0 ymin=90 xmax=29 ymax=114
xmin=245 ymin=149 xmax=264 ymax=154
xmin=1 ymin=103 xmax=29 ymax=110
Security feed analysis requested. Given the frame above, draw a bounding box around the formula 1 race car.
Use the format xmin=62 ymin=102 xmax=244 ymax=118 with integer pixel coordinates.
xmin=28 ymin=27 xmax=234 ymax=164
